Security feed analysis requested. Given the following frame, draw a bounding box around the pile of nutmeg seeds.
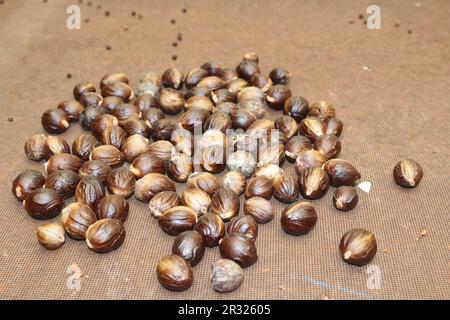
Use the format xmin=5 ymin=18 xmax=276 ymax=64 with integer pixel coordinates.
xmin=12 ymin=52 xmax=424 ymax=293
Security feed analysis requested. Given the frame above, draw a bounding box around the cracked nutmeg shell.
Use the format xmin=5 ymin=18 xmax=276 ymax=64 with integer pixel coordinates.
xmin=41 ymin=109 xmax=70 ymax=134
xmin=195 ymin=212 xmax=226 ymax=248
xmin=57 ymin=100 xmax=84 ymax=122
xmin=148 ymin=191 xmax=181 ymax=219
xmin=314 ymin=134 xmax=341 ymax=160
xmin=323 ymin=159 xmax=361 ymax=187
xmin=244 ymin=196 xmax=274 ymax=224
xmin=101 ymin=82 xmax=134 ymax=102
xmin=266 ymin=85 xmax=292 ymax=110
xmin=86 ymin=218 xmax=126 ymax=253
xmin=45 ymin=154 xmax=83 ymax=175
xmin=284 ymin=96 xmax=310 ymax=122
xmin=156 ymin=255 xmax=193 ymax=292
xmin=393 ymin=159 xmax=423 ymax=188
xmin=167 ymin=153 xmax=194 ymax=183
xmin=24 ymin=188 xmax=64 ymax=220
xmin=181 ymin=188 xmax=211 ymax=217
xmin=12 ymin=170 xmax=45 ymax=201
xmin=281 ymin=202 xmax=318 ymax=236
xmin=333 ymin=186 xmax=359 ymax=211
xmin=106 ymin=167 xmax=136 ymax=199
xmin=96 ymin=194 xmax=129 ymax=222
xmin=339 ymin=229 xmax=377 ymax=266
xmin=245 ymin=176 xmax=273 ymax=200
xmin=299 ymin=116 xmax=325 ymax=141
xmin=79 ymin=160 xmax=112 ymax=185
xmin=172 ymin=231 xmax=205 ymax=267
xmin=159 ymin=88 xmax=185 ymax=115
xmin=73 ymin=81 xmax=96 ymax=101
xmin=72 ymin=133 xmax=101 ymax=161
xmin=219 ymin=234 xmax=258 ymax=268
xmin=273 ymin=175 xmax=299 ymax=204
xmin=221 ymin=171 xmax=246 ymax=196
xmin=298 ymin=167 xmax=330 ymax=200
xmin=295 ymin=149 xmax=326 ymax=174
xmin=43 ymin=136 xmax=71 ymax=159
xmin=90 ymin=145 xmax=125 ymax=168
xmin=211 ymin=259 xmax=244 ymax=293
xmin=61 ymin=202 xmax=97 ymax=240
xmin=285 ymin=135 xmax=313 ymax=163
xmin=159 ymin=206 xmax=197 ymax=236
xmin=134 ymin=173 xmax=176 ymax=202
xmin=130 ymin=153 xmax=165 ymax=179
xmin=37 ymin=222 xmax=65 ymax=250
xmin=210 ymin=187 xmax=240 ymax=222
xmin=162 ymin=67 xmax=184 ymax=90
xmin=226 ymin=215 xmax=258 ymax=242
xmin=308 ymin=101 xmax=336 ymax=119
xmin=45 ymin=170 xmax=80 ymax=199
xmin=75 ymin=176 xmax=105 ymax=210
xmin=24 ymin=134 xmax=47 ymax=162
xmin=186 ymin=172 xmax=220 ymax=196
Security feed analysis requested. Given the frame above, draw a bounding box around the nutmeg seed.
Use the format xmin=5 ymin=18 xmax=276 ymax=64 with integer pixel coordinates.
xmin=24 ymin=134 xmax=47 ymax=162
xmin=75 ymin=176 xmax=105 ymax=210
xmin=156 ymin=255 xmax=193 ymax=291
xmin=148 ymin=191 xmax=181 ymax=219
xmin=219 ymin=234 xmax=258 ymax=268
xmin=41 ymin=109 xmax=70 ymax=134
xmin=333 ymin=186 xmax=359 ymax=211
xmin=339 ymin=229 xmax=377 ymax=266
xmin=299 ymin=116 xmax=325 ymax=141
xmin=134 ymin=173 xmax=176 ymax=202
xmin=297 ymin=167 xmax=330 ymax=200
xmin=45 ymin=170 xmax=80 ymax=199
xmin=393 ymin=159 xmax=423 ymax=188
xmin=221 ymin=171 xmax=246 ymax=196
xmin=226 ymin=215 xmax=258 ymax=242
xmin=78 ymin=160 xmax=112 ymax=185
xmin=194 ymin=212 xmax=226 ymax=247
xmin=129 ymin=153 xmax=166 ymax=179
xmin=227 ymin=151 xmax=256 ymax=178
xmin=37 ymin=223 xmax=66 ymax=250
xmin=322 ymin=159 xmax=361 ymax=187
xmin=245 ymin=176 xmax=273 ymax=200
xmin=106 ymin=167 xmax=136 ymax=199
xmin=295 ymin=149 xmax=326 ymax=174
xmin=24 ymin=188 xmax=64 ymax=220
xmin=172 ymin=231 xmax=205 ymax=267
xmin=12 ymin=170 xmax=45 ymax=201
xmin=181 ymin=188 xmax=211 ymax=217
xmin=281 ymin=202 xmax=318 ymax=236
xmin=210 ymin=187 xmax=240 ymax=222
xmin=273 ymin=175 xmax=299 ymax=204
xmin=211 ymin=259 xmax=244 ymax=293
xmin=61 ymin=202 xmax=97 ymax=240
xmin=159 ymin=206 xmax=197 ymax=236
xmin=186 ymin=172 xmax=220 ymax=196
xmin=86 ymin=218 xmax=126 ymax=253
xmin=284 ymin=96 xmax=310 ymax=122
xmin=72 ymin=134 xmax=101 ymax=161
xmin=285 ymin=135 xmax=313 ymax=163
xmin=43 ymin=136 xmax=70 ymax=161
xmin=244 ymin=196 xmax=274 ymax=223
xmin=96 ymin=194 xmax=129 ymax=222
xmin=90 ymin=145 xmax=125 ymax=168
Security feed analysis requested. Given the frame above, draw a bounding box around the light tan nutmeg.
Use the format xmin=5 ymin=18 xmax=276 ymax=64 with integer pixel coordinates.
xmin=37 ymin=223 xmax=66 ymax=250
xmin=181 ymin=189 xmax=211 ymax=217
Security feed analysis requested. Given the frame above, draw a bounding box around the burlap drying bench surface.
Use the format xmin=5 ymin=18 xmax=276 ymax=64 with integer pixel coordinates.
xmin=0 ymin=0 xmax=449 ymax=300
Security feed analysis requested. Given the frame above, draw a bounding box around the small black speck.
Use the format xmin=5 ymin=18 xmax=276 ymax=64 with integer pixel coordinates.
xmin=348 ymin=20 xmax=354 ymax=24
xmin=66 ymin=73 xmax=72 ymax=79
xmin=78 ymin=0 xmax=82 ymax=4
xmin=106 ymin=45 xmax=112 ymax=51
xmin=363 ymin=20 xmax=367 ymax=25
xmin=87 ymin=1 xmax=92 ymax=6
xmin=138 ymin=14 xmax=143 ymax=19
xmin=8 ymin=117 xmax=13 ymax=122
xmin=171 ymin=19 xmax=176 ymax=25
xmin=172 ymin=42 xmax=178 ymax=47
xmin=177 ymin=33 xmax=183 ymax=41
xmin=358 ymin=14 xmax=364 ymax=19
xmin=408 ymin=30 xmax=413 ymax=34
xmin=84 ymin=18 xmax=90 ymax=23
xmin=182 ymin=8 xmax=187 ymax=14
xmin=131 ymin=11 xmax=136 ymax=16
xmin=97 ymin=4 xmax=102 ymax=9
xmin=394 ymin=23 xmax=401 ymax=28
xmin=43 ymin=0 xmax=47 ymax=3
xmin=105 ymin=11 xmax=110 ymax=17
xmin=0 ymin=0 xmax=5 ymax=4
xmin=171 ymin=54 xmax=178 ymax=61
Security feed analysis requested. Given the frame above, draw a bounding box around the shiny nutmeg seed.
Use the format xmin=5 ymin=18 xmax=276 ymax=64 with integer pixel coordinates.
xmin=298 ymin=167 xmax=330 ymax=200
xmin=273 ymin=175 xmax=299 ymax=204
xmin=75 ymin=176 xmax=105 ymax=210
xmin=121 ymin=134 xmax=150 ymax=162
xmin=73 ymin=81 xmax=96 ymax=101
xmin=72 ymin=134 xmax=101 ymax=161
xmin=159 ymin=88 xmax=184 ymax=115
xmin=167 ymin=153 xmax=194 ymax=183
xmin=393 ymin=159 xmax=423 ymax=188
xmin=134 ymin=173 xmax=176 ymax=202
xmin=201 ymin=145 xmax=226 ymax=174
xmin=79 ymin=106 xmax=106 ymax=131
xmin=159 ymin=206 xmax=197 ymax=236
xmin=266 ymin=85 xmax=292 ymax=110
xmin=245 ymin=176 xmax=273 ymax=200
xmin=269 ymin=67 xmax=290 ymax=85
xmin=244 ymin=196 xmax=274 ymax=224
xmin=172 ymin=231 xmax=205 ymax=267
xmin=130 ymin=153 xmax=166 ymax=179
xmin=299 ymin=116 xmax=325 ymax=141
xmin=148 ymin=191 xmax=181 ymax=219
xmin=41 ymin=109 xmax=70 ymax=134
xmin=45 ymin=153 xmax=83 ymax=175
xmin=151 ymin=119 xmax=177 ymax=141
xmin=147 ymin=140 xmax=175 ymax=161
xmin=324 ymin=117 xmax=343 ymax=137
xmin=281 ymin=202 xmax=318 ymax=236
xmin=227 ymin=215 xmax=258 ymax=242
xmin=37 ymin=223 xmax=65 ymax=250
xmin=24 ymin=188 xmax=64 ymax=220
xmin=285 ymin=135 xmax=313 ymax=163
xmin=295 ymin=149 xmax=326 ymax=174
xmin=314 ymin=134 xmax=341 ymax=160
xmin=308 ymin=101 xmax=336 ymax=119
xmin=187 ymin=172 xmax=220 ymax=196
xmin=101 ymin=125 xmax=128 ymax=150
xmin=323 ymin=159 xmax=361 ymax=187
xmin=12 ymin=170 xmax=45 ymax=201
xmin=57 ymin=100 xmax=84 ymax=122
xmin=236 ymin=60 xmax=260 ymax=81
xmin=24 ymin=134 xmax=47 ymax=162
xmin=210 ymin=187 xmax=240 ymax=222
xmin=162 ymin=67 xmax=184 ymax=89
xmin=61 ymin=202 xmax=97 ymax=240
xmin=184 ymin=95 xmax=214 ymax=113
xmin=211 ymin=259 xmax=244 ymax=293
xmin=274 ymin=115 xmax=298 ymax=139
xmin=221 ymin=171 xmax=246 ymax=196
xmin=86 ymin=218 xmax=126 ymax=253
xmin=219 ymin=234 xmax=258 ymax=268
xmin=333 ymin=186 xmax=359 ymax=211
xmin=90 ymin=145 xmax=125 ymax=168
xmin=100 ymin=72 xmax=129 ymax=89
xmin=181 ymin=188 xmax=211 ymax=217
xmin=195 ymin=212 xmax=226 ymax=247
xmin=97 ymin=194 xmax=129 ymax=222
xmin=254 ymin=164 xmax=284 ymax=182
xmin=107 ymin=167 xmax=136 ymax=199
xmin=45 ymin=170 xmax=80 ymax=199
xmin=284 ymin=96 xmax=310 ymax=122
xmin=101 ymin=82 xmax=134 ymax=102
xmin=185 ymin=68 xmax=208 ymax=89
xmin=156 ymin=255 xmax=193 ymax=292
xmin=78 ymin=160 xmax=112 ymax=185
xmin=339 ymin=229 xmax=377 ymax=266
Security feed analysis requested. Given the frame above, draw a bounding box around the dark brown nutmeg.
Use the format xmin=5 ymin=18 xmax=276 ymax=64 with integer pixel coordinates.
xmin=43 ymin=136 xmax=70 ymax=160
xmin=57 ymin=100 xmax=84 ymax=122
xmin=226 ymin=215 xmax=258 ymax=242
xmin=101 ymin=125 xmax=128 ymax=150
xmin=167 ymin=153 xmax=193 ymax=183
xmin=198 ymin=76 xmax=225 ymax=91
xmin=244 ymin=196 xmax=274 ymax=224
xmin=112 ymin=103 xmax=140 ymax=122
xmin=91 ymin=114 xmax=118 ymax=139
xmin=79 ymin=106 xmax=107 ymax=131
xmin=107 ymin=167 xmax=136 ymax=199
xmin=148 ymin=191 xmax=181 ymax=219
xmin=323 ymin=159 xmax=361 ymax=187
xmin=134 ymin=173 xmax=176 ymax=202
xmin=41 ymin=109 xmax=70 ymax=134
xmin=184 ymin=86 xmax=212 ymax=100
xmin=147 ymin=140 xmax=175 ymax=161
xmin=96 ymin=194 xmax=129 ymax=222
xmin=151 ymin=119 xmax=177 ymax=141
xmin=273 ymin=175 xmax=299 ymax=204
xmin=133 ymin=94 xmax=159 ymax=113
xmin=45 ymin=170 xmax=80 ymax=199
xmin=220 ymin=68 xmax=239 ymax=84
xmin=274 ymin=115 xmax=298 ymax=139
xmin=227 ymin=150 xmax=256 ymax=178
xmin=236 ymin=60 xmax=260 ymax=81
xmin=100 ymin=72 xmax=129 ymax=89
xmin=281 ymin=202 xmax=317 ymax=236
xmin=201 ymin=145 xmax=226 ymax=174
xmin=219 ymin=234 xmax=258 ymax=268
xmin=79 ymin=92 xmax=103 ymax=108
xmin=162 ymin=68 xmax=184 ymax=89
xmin=297 ymin=167 xmax=330 ymax=200
xmin=242 ymin=52 xmax=259 ymax=64
xmin=86 ymin=218 xmax=126 ymax=253
xmin=333 ymin=186 xmax=359 ymax=211
xmin=299 ymin=116 xmax=325 ymax=141
xmin=266 ymin=85 xmax=292 ymax=110
xmin=324 ymin=117 xmax=343 ymax=137
xmin=212 ymin=88 xmax=236 ymax=105
xmin=308 ymin=101 xmax=336 ymax=119
xmin=179 ymin=109 xmax=209 ymax=133
xmin=211 ymin=259 xmax=244 ymax=293
xmin=61 ymin=202 xmax=97 ymax=239
xmin=213 ymin=102 xmax=238 ymax=115
xmin=12 ymin=170 xmax=45 ymax=201
xmin=314 ymin=134 xmax=341 ymax=160
xmin=24 ymin=134 xmax=47 ymax=161
xmin=79 ymin=160 xmax=112 ymax=185
xmin=284 ymin=96 xmax=310 ymax=122
xmin=227 ymin=78 xmax=248 ymax=95
xmin=204 ymin=111 xmax=232 ymax=133
xmin=194 ymin=212 xmax=226 ymax=247
xmin=159 ymin=206 xmax=197 ymax=236
xmin=269 ymin=67 xmax=290 ymax=85
xmin=142 ymin=107 xmax=165 ymax=129
xmin=181 ymin=189 xmax=211 ymax=217
xmin=159 ymin=88 xmax=184 ymax=115
xmin=339 ymin=229 xmax=377 ymax=266
xmin=210 ymin=188 xmax=240 ymax=222
xmin=221 ymin=171 xmax=246 ymax=196
xmin=184 ymin=96 xmax=214 ymax=113
xmin=121 ymin=134 xmax=150 ymax=162
xmin=75 ymin=176 xmax=105 ymax=210
xmin=186 ymin=172 xmax=220 ymax=196
xmin=201 ymin=61 xmax=224 ymax=77
xmin=24 ymin=188 xmax=64 ymax=220
xmin=285 ymin=135 xmax=313 ymax=163
xmin=295 ymin=149 xmax=326 ymax=173
xmin=45 ymin=154 xmax=84 ymax=175
xmin=237 ymin=86 xmax=265 ymax=104
xmin=73 ymin=81 xmax=96 ymax=101
xmin=245 ymin=176 xmax=273 ymax=200
xmin=156 ymin=255 xmax=193 ymax=291
xmin=129 ymin=153 xmax=165 ymax=179
xmin=101 ymin=82 xmax=134 ymax=102
xmin=172 ymin=231 xmax=205 ymax=267
xmin=254 ymin=164 xmax=284 ymax=182
xmin=72 ymin=134 xmax=101 ymax=161
xmin=393 ymin=159 xmax=424 ymax=188
xmin=121 ymin=118 xmax=151 ymax=138
xmin=90 ymin=145 xmax=125 ymax=168
xmin=250 ymin=73 xmax=272 ymax=92
xmin=101 ymin=96 xmax=123 ymax=113
xmin=185 ymin=68 xmax=208 ymax=89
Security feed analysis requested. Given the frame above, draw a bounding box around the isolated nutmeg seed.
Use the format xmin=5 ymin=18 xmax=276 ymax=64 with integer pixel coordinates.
xmin=181 ymin=188 xmax=211 ymax=217
xmin=159 ymin=88 xmax=185 ymax=115
xmin=90 ymin=145 xmax=125 ymax=168
xmin=43 ymin=136 xmax=70 ymax=160
xmin=299 ymin=116 xmax=325 ymax=141
xmin=148 ymin=191 xmax=181 ymax=219
xmin=281 ymin=202 xmax=318 ymax=236
xmin=339 ymin=229 xmax=377 ymax=266
xmin=295 ymin=149 xmax=326 ymax=173
xmin=245 ymin=176 xmax=273 ymax=200
xmin=159 ymin=206 xmax=197 ymax=236
xmin=393 ymin=159 xmax=423 ymax=188
xmin=24 ymin=188 xmax=64 ymax=220
xmin=186 ymin=172 xmax=220 ymax=196
xmin=37 ymin=223 xmax=66 ymax=250
xmin=298 ymin=167 xmax=330 ymax=200
xmin=75 ymin=176 xmax=105 ymax=210
xmin=12 ymin=170 xmax=45 ymax=201
xmin=284 ymin=96 xmax=310 ymax=122
xmin=221 ymin=171 xmax=246 ymax=196
xmin=244 ymin=196 xmax=274 ymax=224
xmin=130 ymin=153 xmax=165 ymax=179
xmin=210 ymin=187 xmax=240 ymax=222
xmin=96 ymin=194 xmax=129 ymax=222
xmin=134 ymin=173 xmax=176 ymax=202
xmin=41 ymin=109 xmax=70 ymax=133
xmin=86 ymin=218 xmax=126 ymax=253
xmin=226 ymin=215 xmax=258 ymax=242
xmin=194 ymin=212 xmax=226 ymax=248
xmin=323 ymin=159 xmax=361 ymax=187
xmin=61 ymin=202 xmax=97 ymax=240
xmin=156 ymin=255 xmax=193 ymax=292
xmin=72 ymin=134 xmax=101 ymax=161
xmin=219 ymin=234 xmax=258 ymax=268
xmin=78 ymin=160 xmax=112 ymax=185
xmin=106 ymin=167 xmax=136 ymax=199
xmin=45 ymin=154 xmax=83 ymax=175
xmin=273 ymin=175 xmax=299 ymax=204
xmin=57 ymin=100 xmax=84 ymax=122
xmin=45 ymin=170 xmax=80 ymax=199
xmin=333 ymin=186 xmax=359 ymax=211
xmin=285 ymin=135 xmax=313 ymax=163
xmin=227 ymin=150 xmax=256 ymax=178
xmin=24 ymin=134 xmax=47 ymax=161
xmin=172 ymin=231 xmax=205 ymax=267
xmin=211 ymin=259 xmax=244 ymax=293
